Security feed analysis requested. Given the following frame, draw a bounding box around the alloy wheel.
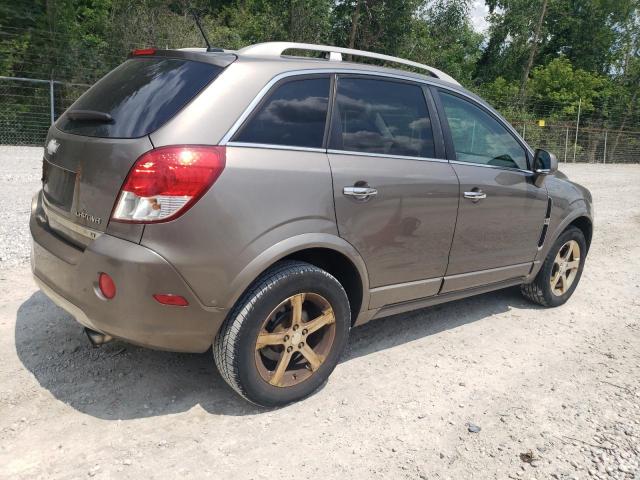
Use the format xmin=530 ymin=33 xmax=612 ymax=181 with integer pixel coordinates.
xmin=550 ymin=239 xmax=581 ymax=296
xmin=254 ymin=293 xmax=336 ymax=387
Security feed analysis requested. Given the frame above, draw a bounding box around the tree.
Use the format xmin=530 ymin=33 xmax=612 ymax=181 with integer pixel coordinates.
xmin=407 ymin=0 xmax=483 ymax=85
xmin=332 ymin=0 xmax=420 ymax=56
xmin=476 ymin=0 xmax=636 ymax=85
xmin=519 ymin=0 xmax=547 ymax=100
xmin=539 ymin=0 xmax=635 ymax=75
xmin=475 ymin=0 xmax=546 ymax=82
xmin=527 ymin=57 xmax=609 ymax=118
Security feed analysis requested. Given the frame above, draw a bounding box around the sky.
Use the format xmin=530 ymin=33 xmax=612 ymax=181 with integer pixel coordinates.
xmin=469 ymin=0 xmax=490 ymax=32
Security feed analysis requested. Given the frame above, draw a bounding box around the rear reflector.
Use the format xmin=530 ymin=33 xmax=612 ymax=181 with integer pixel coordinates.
xmin=98 ymin=273 xmax=116 ymax=299
xmin=111 ymin=146 xmax=226 ymax=223
xmin=153 ymin=294 xmax=189 ymax=307
xmin=131 ymin=48 xmax=156 ymax=56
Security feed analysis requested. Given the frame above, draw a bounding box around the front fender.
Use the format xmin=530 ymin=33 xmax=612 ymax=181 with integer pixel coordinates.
xmin=529 ymin=199 xmax=592 ymax=280
xmin=225 ymin=232 xmax=371 ymax=313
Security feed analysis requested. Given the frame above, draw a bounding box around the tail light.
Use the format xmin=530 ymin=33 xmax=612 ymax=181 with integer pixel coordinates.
xmin=111 ymin=146 xmax=225 ymax=224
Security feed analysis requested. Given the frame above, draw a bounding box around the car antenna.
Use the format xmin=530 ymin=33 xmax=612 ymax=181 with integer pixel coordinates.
xmin=192 ymin=11 xmax=223 ymax=52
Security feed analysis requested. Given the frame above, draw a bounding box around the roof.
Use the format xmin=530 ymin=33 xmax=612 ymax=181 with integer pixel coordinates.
xmin=179 ymin=42 xmax=460 ymax=87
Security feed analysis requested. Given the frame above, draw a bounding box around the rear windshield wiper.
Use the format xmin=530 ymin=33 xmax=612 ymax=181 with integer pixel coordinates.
xmin=66 ymin=109 xmax=114 ymax=123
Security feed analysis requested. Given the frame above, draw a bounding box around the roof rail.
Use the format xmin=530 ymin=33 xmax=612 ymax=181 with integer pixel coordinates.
xmin=238 ymin=42 xmax=460 ymax=86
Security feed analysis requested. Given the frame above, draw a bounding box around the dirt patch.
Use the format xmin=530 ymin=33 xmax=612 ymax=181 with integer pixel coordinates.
xmin=1 ymin=158 xmax=639 ymax=479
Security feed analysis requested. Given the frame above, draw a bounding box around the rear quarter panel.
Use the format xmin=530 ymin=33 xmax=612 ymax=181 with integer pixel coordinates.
xmin=149 ymin=61 xmax=291 ymax=146
xmin=140 ymin=146 xmax=338 ymax=309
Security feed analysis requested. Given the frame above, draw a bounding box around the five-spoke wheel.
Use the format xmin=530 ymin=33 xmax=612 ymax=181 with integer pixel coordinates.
xmin=214 ymin=261 xmax=350 ymax=407
xmin=522 ymin=226 xmax=587 ymax=307
xmin=550 ymin=240 xmax=581 ymax=296
xmin=255 ymin=293 xmax=336 ymax=387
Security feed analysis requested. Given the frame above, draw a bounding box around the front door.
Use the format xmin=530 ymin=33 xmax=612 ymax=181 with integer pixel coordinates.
xmin=435 ymin=89 xmax=548 ymax=292
xmin=328 ymin=76 xmax=459 ymax=308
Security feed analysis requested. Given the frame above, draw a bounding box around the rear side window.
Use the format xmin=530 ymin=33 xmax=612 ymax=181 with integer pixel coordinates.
xmin=57 ymin=58 xmax=222 ymax=138
xmin=233 ymin=77 xmax=330 ymax=148
xmin=329 ymin=77 xmax=435 ymax=158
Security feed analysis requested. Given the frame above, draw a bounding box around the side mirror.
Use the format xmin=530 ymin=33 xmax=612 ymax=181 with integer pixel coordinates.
xmin=532 ymin=149 xmax=558 ymax=187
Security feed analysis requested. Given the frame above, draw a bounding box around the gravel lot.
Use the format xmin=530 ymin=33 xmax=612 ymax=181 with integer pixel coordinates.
xmin=1 ymin=146 xmax=639 ymax=479
xmin=0 ymin=147 xmax=41 ymax=268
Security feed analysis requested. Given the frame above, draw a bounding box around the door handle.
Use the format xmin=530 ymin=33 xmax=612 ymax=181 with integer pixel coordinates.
xmin=463 ymin=190 xmax=487 ymax=201
xmin=343 ymin=186 xmax=378 ymax=200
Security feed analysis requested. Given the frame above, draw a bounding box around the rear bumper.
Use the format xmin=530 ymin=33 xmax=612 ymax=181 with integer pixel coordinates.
xmin=30 ymin=191 xmax=226 ymax=353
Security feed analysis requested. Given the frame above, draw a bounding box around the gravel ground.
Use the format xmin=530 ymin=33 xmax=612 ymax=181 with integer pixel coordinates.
xmin=0 ymin=147 xmax=42 ymax=268
xmin=0 ymin=147 xmax=639 ymax=479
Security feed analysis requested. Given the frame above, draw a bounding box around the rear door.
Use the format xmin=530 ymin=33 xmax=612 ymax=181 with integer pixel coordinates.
xmin=328 ymin=75 xmax=459 ymax=308
xmin=433 ymin=88 xmax=548 ymax=292
xmin=42 ymin=54 xmax=226 ymax=245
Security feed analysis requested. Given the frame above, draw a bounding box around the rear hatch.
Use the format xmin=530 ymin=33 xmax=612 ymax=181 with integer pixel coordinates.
xmin=42 ymin=50 xmax=234 ymax=247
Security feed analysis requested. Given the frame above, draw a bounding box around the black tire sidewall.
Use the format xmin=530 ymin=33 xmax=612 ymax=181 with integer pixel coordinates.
xmin=539 ymin=227 xmax=587 ymax=307
xmin=235 ymin=266 xmax=350 ymax=407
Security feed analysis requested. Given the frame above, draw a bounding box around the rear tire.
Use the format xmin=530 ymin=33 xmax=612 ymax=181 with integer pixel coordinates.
xmin=521 ymin=226 xmax=587 ymax=307
xmin=213 ymin=260 xmax=351 ymax=407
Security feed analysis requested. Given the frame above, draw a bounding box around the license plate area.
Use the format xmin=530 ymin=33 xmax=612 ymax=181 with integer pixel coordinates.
xmin=43 ymin=159 xmax=76 ymax=212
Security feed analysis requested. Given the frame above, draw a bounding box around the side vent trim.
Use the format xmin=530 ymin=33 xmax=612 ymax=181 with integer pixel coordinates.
xmin=537 ymin=198 xmax=552 ymax=248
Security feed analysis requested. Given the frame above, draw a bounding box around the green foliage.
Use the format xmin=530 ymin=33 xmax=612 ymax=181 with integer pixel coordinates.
xmin=476 ymin=0 xmax=637 ymax=84
xmin=528 ymin=57 xmax=609 ymax=117
xmin=475 ymin=0 xmax=543 ymax=82
xmin=540 ymin=0 xmax=636 ymax=74
xmin=0 ymin=0 xmax=638 ymax=142
xmin=476 ymin=76 xmax=519 ymax=107
xmin=332 ymin=0 xmax=422 ymax=55
xmin=407 ymin=0 xmax=483 ymax=85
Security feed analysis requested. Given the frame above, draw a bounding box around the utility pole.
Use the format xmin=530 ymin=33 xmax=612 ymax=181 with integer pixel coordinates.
xmin=49 ymin=79 xmax=55 ymax=125
xmin=572 ymin=98 xmax=581 ymax=163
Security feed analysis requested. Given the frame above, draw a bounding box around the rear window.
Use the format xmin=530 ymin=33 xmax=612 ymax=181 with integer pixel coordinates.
xmin=57 ymin=58 xmax=222 ymax=138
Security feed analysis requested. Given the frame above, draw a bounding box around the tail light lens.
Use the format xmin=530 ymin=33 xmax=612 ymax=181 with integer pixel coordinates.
xmin=111 ymin=146 xmax=225 ymax=223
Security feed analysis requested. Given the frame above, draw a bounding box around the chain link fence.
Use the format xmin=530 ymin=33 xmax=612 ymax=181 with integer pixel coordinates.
xmin=510 ymin=120 xmax=640 ymax=164
xmin=1 ymin=74 xmax=640 ymax=163
xmin=0 ymin=76 xmax=88 ymax=146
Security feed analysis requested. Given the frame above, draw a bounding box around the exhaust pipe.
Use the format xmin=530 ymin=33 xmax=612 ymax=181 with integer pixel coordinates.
xmin=84 ymin=327 xmax=113 ymax=347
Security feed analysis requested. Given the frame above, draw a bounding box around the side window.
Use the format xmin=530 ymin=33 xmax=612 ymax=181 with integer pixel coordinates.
xmin=233 ymin=77 xmax=330 ymax=148
xmin=439 ymin=91 xmax=528 ymax=170
xmin=329 ymin=77 xmax=436 ymax=158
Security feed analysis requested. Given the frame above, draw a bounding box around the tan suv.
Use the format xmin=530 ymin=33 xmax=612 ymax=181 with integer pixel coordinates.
xmin=30 ymin=42 xmax=593 ymax=406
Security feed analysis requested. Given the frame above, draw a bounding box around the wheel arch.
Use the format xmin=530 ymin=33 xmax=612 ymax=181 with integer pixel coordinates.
xmin=568 ymin=215 xmax=593 ymax=252
xmin=224 ymin=233 xmax=370 ymax=325
xmin=282 ymin=247 xmax=364 ymax=325
xmin=544 ymin=202 xmax=592 ymax=256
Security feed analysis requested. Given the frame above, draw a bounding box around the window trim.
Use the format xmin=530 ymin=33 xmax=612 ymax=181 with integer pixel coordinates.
xmin=228 ymin=73 xmax=332 ymax=150
xmin=224 ymin=142 xmax=326 ymax=153
xmin=220 ymin=68 xmax=446 ymax=146
xmin=326 ymin=148 xmax=449 ymax=163
xmin=433 ymin=87 xmax=533 ymax=172
xmin=322 ymin=74 xmax=337 ymax=149
xmin=220 ymin=68 xmax=533 ymax=169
